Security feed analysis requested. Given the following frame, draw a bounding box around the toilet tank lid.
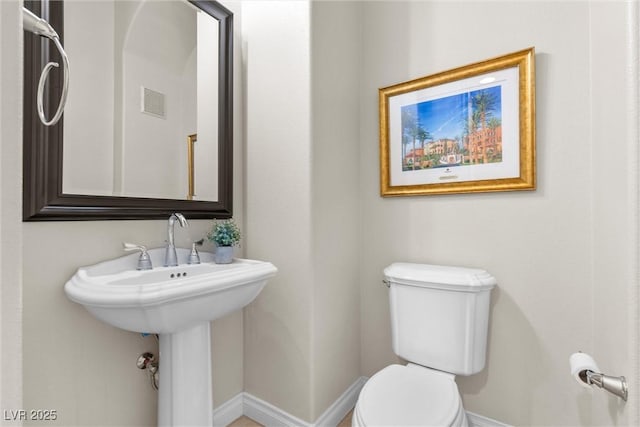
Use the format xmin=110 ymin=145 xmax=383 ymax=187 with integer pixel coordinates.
xmin=384 ymin=262 xmax=496 ymax=292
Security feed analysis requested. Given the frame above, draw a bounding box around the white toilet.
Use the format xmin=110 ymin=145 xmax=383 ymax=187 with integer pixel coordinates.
xmin=353 ymin=262 xmax=496 ymax=427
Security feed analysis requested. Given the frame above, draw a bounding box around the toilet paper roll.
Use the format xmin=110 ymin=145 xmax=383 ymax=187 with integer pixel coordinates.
xmin=570 ymin=352 xmax=600 ymax=388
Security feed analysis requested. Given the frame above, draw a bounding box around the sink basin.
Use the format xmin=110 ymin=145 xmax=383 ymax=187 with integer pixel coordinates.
xmin=65 ymin=247 xmax=277 ymax=334
xmin=64 ymin=247 xmax=277 ymax=426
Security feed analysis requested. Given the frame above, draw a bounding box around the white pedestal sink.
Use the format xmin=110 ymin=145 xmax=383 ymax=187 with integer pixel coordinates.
xmin=64 ymin=248 xmax=277 ymax=426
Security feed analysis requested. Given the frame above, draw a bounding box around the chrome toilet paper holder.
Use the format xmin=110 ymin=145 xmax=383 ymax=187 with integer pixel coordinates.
xmin=578 ymin=369 xmax=628 ymax=401
xmin=571 ymin=352 xmax=628 ymax=401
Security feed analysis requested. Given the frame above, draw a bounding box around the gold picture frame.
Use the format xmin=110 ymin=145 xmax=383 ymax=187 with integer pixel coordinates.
xmin=380 ymin=47 xmax=535 ymax=196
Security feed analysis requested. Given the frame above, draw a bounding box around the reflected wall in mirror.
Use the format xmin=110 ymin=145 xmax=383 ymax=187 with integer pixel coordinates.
xmin=23 ymin=0 xmax=233 ymax=220
xmin=63 ymin=0 xmax=219 ymax=201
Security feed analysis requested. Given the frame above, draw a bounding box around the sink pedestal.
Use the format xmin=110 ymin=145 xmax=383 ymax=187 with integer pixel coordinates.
xmin=158 ymin=322 xmax=213 ymax=426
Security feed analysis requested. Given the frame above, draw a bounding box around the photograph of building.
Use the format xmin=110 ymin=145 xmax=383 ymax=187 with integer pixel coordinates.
xmin=402 ymin=86 xmax=502 ymax=171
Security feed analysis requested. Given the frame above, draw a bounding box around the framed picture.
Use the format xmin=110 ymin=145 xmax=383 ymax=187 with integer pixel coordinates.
xmin=379 ymin=47 xmax=535 ymax=196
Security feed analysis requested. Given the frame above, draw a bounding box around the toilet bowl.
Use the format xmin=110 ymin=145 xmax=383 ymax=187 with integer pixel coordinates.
xmin=352 ymin=364 xmax=468 ymax=427
xmin=353 ymin=263 xmax=496 ymax=427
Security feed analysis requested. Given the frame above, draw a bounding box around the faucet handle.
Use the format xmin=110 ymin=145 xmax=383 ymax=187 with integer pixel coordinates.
xmin=188 ymin=240 xmax=203 ymax=265
xmin=123 ymin=242 xmax=146 ymax=251
xmin=123 ymin=243 xmax=153 ymax=270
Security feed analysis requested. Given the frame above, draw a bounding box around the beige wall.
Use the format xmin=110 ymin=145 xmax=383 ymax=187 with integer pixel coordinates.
xmin=310 ymin=0 xmax=362 ymax=420
xmin=242 ymin=0 xmax=362 ymax=421
xmin=589 ymin=2 xmax=638 ymax=424
xmin=359 ymin=1 xmax=638 ymax=426
xmin=242 ymin=0 xmax=314 ymax=420
xmin=1 ymin=0 xmax=25 ymax=417
xmin=223 ymin=1 xmax=640 ymax=425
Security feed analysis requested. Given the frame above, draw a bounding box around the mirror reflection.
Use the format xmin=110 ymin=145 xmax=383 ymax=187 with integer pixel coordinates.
xmin=62 ymin=0 xmax=219 ymax=201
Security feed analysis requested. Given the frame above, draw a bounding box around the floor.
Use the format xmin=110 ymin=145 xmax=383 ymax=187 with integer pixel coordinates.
xmin=228 ymin=410 xmax=353 ymax=427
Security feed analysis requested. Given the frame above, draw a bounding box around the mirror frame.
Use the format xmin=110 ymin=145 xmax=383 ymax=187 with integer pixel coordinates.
xmin=23 ymin=0 xmax=233 ymax=221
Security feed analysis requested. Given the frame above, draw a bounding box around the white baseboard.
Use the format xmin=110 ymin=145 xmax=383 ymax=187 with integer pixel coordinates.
xmin=212 ymin=376 xmax=366 ymax=427
xmin=244 ymin=392 xmax=310 ymax=426
xmin=213 ymin=393 xmax=244 ymax=427
xmin=314 ymin=376 xmax=368 ymax=427
xmin=467 ymin=411 xmax=512 ymax=427
xmin=242 ymin=376 xmax=367 ymax=427
xmin=212 ymin=377 xmax=509 ymax=427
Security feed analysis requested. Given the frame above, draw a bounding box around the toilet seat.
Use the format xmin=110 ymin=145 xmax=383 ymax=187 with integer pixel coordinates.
xmin=354 ymin=364 xmax=467 ymax=426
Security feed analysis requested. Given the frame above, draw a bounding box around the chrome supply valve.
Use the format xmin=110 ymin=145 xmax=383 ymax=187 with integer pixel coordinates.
xmin=123 ymin=243 xmax=153 ymax=270
xmin=136 ymin=352 xmax=159 ymax=391
xmin=188 ymin=239 xmax=204 ymax=265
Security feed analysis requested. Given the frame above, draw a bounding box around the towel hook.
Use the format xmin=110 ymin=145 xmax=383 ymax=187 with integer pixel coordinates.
xmin=23 ymin=7 xmax=69 ymax=127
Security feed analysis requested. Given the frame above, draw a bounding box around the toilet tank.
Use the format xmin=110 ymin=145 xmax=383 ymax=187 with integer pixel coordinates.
xmin=384 ymin=263 xmax=496 ymax=376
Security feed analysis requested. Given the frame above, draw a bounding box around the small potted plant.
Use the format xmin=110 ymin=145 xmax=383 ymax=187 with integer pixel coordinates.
xmin=207 ymin=219 xmax=241 ymax=264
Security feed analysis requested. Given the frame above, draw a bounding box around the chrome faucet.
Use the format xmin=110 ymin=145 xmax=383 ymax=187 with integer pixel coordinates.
xmin=164 ymin=213 xmax=188 ymax=267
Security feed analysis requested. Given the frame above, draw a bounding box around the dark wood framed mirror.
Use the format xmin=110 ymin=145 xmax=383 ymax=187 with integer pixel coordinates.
xmin=23 ymin=0 xmax=233 ymax=221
